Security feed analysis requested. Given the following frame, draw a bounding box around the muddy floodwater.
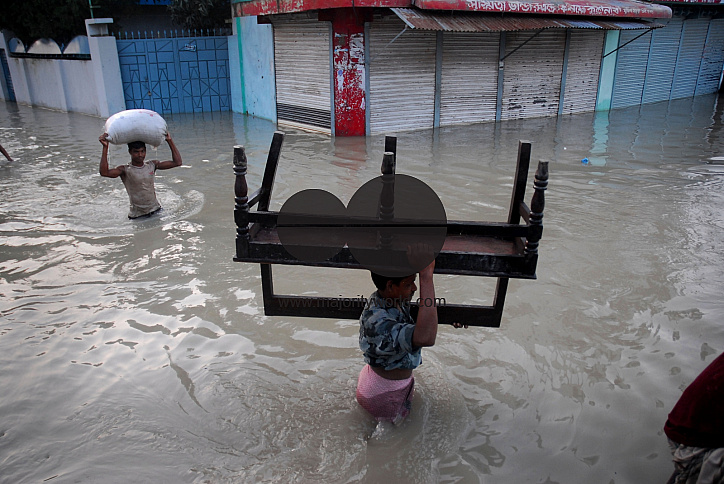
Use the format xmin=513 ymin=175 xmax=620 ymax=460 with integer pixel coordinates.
xmin=1 ymin=96 xmax=723 ymax=483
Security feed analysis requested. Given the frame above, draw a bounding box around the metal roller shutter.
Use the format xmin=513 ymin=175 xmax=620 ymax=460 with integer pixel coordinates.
xmin=696 ymin=18 xmax=724 ymax=95
xmin=502 ymin=30 xmax=565 ymax=120
xmin=273 ymin=17 xmax=332 ymax=130
xmin=561 ymin=30 xmax=604 ymax=115
xmin=368 ymin=15 xmax=436 ymax=134
xmin=439 ymin=32 xmax=499 ymax=126
xmin=642 ymin=17 xmax=682 ymax=104
xmin=671 ymin=17 xmax=709 ymax=100
xmin=611 ymin=29 xmax=652 ymax=109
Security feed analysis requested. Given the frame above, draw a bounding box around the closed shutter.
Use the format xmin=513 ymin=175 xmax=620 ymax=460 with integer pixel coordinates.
xmin=611 ymin=29 xmax=652 ymax=109
xmin=696 ymin=18 xmax=724 ymax=95
xmin=562 ymin=30 xmax=604 ymax=115
xmin=671 ymin=17 xmax=709 ymax=100
xmin=439 ymin=32 xmax=499 ymax=126
xmin=502 ymin=30 xmax=565 ymax=120
xmin=368 ymin=15 xmax=436 ymax=134
xmin=642 ymin=17 xmax=682 ymax=104
xmin=273 ymin=17 xmax=332 ymax=130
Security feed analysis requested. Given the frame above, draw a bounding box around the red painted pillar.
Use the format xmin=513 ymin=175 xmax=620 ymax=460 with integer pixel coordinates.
xmin=330 ymin=9 xmax=367 ymax=136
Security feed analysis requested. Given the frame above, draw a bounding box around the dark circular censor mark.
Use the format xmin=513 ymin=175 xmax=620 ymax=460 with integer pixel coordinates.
xmin=277 ymin=189 xmax=347 ymax=263
xmin=277 ymin=176 xmax=447 ymax=277
xmin=347 ymin=174 xmax=446 ymax=277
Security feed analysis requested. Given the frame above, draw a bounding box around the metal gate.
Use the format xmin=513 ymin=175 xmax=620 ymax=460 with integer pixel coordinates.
xmin=697 ymin=18 xmax=724 ymax=95
xmin=439 ymin=32 xmax=499 ymax=126
xmin=642 ymin=17 xmax=682 ymax=104
xmin=368 ymin=15 xmax=437 ymax=134
xmin=561 ymin=30 xmax=604 ymax=115
xmin=502 ymin=30 xmax=566 ymax=120
xmin=611 ymin=29 xmax=652 ymax=109
xmin=671 ymin=18 xmax=709 ymax=100
xmin=116 ymin=36 xmax=230 ymax=114
xmin=0 ymin=49 xmax=15 ymax=102
xmin=272 ymin=17 xmax=333 ymax=131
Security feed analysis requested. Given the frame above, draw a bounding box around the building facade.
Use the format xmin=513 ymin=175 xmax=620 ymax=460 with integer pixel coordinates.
xmin=229 ymin=0 xmax=724 ymax=136
xmin=2 ymin=1 xmax=722 ymax=134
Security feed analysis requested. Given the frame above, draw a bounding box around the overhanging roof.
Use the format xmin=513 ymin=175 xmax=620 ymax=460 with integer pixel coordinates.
xmin=412 ymin=0 xmax=672 ymax=18
xmin=232 ymin=0 xmax=672 ymax=18
xmin=391 ymin=7 xmax=666 ymax=31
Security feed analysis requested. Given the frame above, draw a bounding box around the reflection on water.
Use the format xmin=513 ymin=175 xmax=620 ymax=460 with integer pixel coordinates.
xmin=1 ymin=96 xmax=724 ymax=483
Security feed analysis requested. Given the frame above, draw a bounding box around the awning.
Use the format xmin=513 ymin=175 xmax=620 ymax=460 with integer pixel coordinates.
xmin=233 ymin=0 xmax=672 ymax=18
xmin=391 ymin=7 xmax=666 ymax=31
xmin=411 ymin=0 xmax=672 ymax=18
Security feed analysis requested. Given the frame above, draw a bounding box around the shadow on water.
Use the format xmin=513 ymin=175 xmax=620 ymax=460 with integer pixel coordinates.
xmin=1 ymin=95 xmax=724 ymax=483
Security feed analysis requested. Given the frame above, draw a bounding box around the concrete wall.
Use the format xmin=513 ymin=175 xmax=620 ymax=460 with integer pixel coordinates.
xmin=0 ymin=20 xmax=126 ymax=118
xmin=228 ymin=29 xmax=243 ymax=113
xmin=23 ymin=58 xmax=72 ymax=111
xmin=0 ymin=31 xmax=29 ymax=104
xmin=86 ymin=19 xmax=126 ymax=118
xmin=596 ymin=30 xmax=619 ymax=112
xmin=233 ymin=16 xmax=276 ymax=121
xmin=61 ymin=59 xmax=100 ymax=113
xmin=5 ymin=57 xmax=100 ymax=113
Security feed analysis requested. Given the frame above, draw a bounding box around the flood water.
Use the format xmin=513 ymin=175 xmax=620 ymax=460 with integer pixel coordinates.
xmin=1 ymin=96 xmax=723 ymax=483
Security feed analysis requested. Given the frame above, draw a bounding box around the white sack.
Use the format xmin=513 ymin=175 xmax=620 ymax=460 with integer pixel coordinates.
xmin=104 ymin=109 xmax=167 ymax=147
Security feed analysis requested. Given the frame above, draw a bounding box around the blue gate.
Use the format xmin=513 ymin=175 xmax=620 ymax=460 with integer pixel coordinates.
xmin=0 ymin=49 xmax=16 ymax=102
xmin=116 ymin=36 xmax=230 ymax=114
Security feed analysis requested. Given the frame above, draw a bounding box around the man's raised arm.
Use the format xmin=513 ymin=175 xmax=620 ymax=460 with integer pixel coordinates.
xmin=99 ymin=133 xmax=124 ymax=178
xmin=155 ymin=131 xmax=182 ymax=170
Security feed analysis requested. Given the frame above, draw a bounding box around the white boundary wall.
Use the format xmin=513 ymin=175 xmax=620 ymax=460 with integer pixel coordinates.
xmin=0 ymin=19 xmax=125 ymax=117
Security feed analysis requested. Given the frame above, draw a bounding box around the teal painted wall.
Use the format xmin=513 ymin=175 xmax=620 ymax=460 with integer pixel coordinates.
xmin=229 ymin=21 xmax=243 ymax=114
xmin=596 ymin=30 xmax=619 ymax=112
xmin=232 ymin=16 xmax=276 ymax=122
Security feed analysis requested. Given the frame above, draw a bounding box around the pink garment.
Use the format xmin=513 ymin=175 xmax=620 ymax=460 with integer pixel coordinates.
xmin=356 ymin=364 xmax=414 ymax=423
